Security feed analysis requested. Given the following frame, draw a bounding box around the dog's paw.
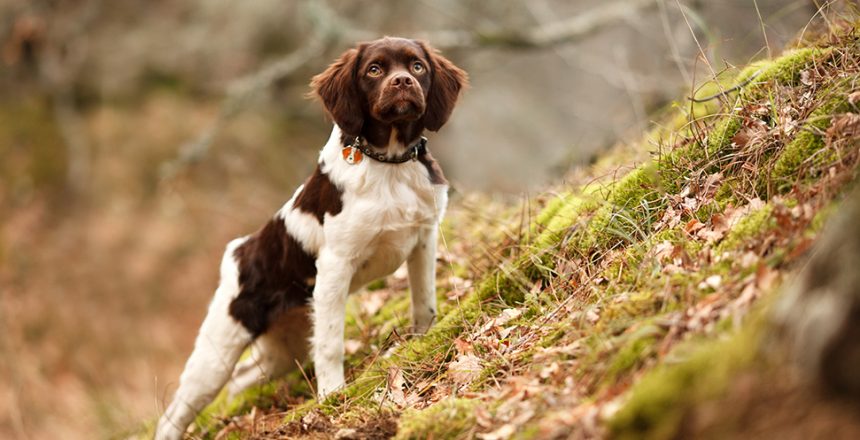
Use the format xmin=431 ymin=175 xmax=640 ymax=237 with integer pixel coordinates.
xmin=411 ymin=307 xmax=437 ymax=335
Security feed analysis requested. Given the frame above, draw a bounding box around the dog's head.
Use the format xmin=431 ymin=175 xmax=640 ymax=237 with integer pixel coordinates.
xmin=310 ymin=37 xmax=468 ymax=137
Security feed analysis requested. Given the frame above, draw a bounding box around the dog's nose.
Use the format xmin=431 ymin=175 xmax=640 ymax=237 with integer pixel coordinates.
xmin=390 ymin=73 xmax=414 ymax=89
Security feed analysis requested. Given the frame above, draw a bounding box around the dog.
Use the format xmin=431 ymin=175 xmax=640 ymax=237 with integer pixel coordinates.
xmin=155 ymin=37 xmax=467 ymax=439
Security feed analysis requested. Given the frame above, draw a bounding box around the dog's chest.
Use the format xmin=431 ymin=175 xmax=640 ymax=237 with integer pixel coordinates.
xmin=331 ymin=163 xmax=441 ymax=285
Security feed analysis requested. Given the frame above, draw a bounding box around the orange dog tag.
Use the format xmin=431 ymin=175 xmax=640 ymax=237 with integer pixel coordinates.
xmin=342 ymin=146 xmax=362 ymax=165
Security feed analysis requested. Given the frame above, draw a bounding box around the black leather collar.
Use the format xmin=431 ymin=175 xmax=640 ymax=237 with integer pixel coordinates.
xmin=347 ymin=136 xmax=428 ymax=164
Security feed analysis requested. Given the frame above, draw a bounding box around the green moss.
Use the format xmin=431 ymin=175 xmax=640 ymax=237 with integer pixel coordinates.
xmin=573 ymin=164 xmax=662 ymax=253
xmin=395 ymin=398 xmax=478 ymax=440
xmin=365 ymin=279 xmax=387 ymax=291
xmin=191 ymin=380 xmax=281 ymax=437
xmin=534 ymin=195 xmax=597 ymax=249
xmin=609 ymin=323 xmax=762 ymax=440
xmin=534 ymin=192 xmax=573 ymax=229
xmin=770 ymin=77 xmax=857 ymax=191
xmin=716 ymin=203 xmax=774 ymax=253
xmin=605 ymin=324 xmax=662 ymax=381
xmin=753 ymin=47 xmax=830 ymax=86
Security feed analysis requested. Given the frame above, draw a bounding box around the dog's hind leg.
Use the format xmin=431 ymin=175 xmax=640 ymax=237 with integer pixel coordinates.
xmin=227 ymin=306 xmax=311 ymax=397
xmin=156 ymin=239 xmax=253 ymax=440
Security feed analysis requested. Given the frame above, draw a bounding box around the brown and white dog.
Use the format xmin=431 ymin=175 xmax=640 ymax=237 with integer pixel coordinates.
xmin=155 ymin=37 xmax=467 ymax=439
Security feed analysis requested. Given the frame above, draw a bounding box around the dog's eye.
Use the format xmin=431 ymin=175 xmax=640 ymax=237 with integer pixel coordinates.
xmin=367 ymin=65 xmax=383 ymax=77
xmin=411 ymin=61 xmax=425 ymax=74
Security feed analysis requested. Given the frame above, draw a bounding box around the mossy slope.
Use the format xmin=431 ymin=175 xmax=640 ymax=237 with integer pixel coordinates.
xmin=154 ymin=19 xmax=860 ymax=440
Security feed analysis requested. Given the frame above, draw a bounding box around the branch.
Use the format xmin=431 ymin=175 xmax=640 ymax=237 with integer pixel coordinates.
xmin=158 ymin=0 xmax=370 ymax=181
xmin=159 ymin=0 xmax=660 ymax=180
xmin=426 ymin=0 xmax=658 ymax=49
xmin=158 ymin=38 xmax=324 ymax=181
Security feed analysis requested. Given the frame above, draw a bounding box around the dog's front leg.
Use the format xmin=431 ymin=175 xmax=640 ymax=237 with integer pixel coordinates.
xmin=311 ymin=248 xmax=354 ymax=398
xmin=408 ymin=225 xmax=439 ymax=334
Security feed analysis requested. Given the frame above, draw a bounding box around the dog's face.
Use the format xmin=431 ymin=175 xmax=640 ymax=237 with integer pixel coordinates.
xmin=310 ymin=37 xmax=468 ymax=136
xmin=359 ymin=38 xmax=432 ymax=125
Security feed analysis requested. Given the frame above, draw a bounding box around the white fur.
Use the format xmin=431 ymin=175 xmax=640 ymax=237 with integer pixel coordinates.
xmin=156 ymin=238 xmax=253 ymax=440
xmin=311 ymin=125 xmax=445 ymax=396
xmin=156 ymin=125 xmax=447 ymax=439
xmin=278 ymin=184 xmax=326 ymax=255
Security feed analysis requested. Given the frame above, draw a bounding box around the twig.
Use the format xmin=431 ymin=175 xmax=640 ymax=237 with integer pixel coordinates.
xmin=687 ymin=69 xmax=762 ymax=103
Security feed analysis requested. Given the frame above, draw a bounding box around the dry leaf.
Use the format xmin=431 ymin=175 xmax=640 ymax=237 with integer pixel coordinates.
xmin=684 ymin=218 xmax=705 ymax=234
xmin=387 ymin=366 xmax=408 ymax=407
xmin=449 ymin=354 xmax=482 ymax=385
xmin=495 ymin=308 xmax=523 ymax=327
xmin=652 ymin=240 xmax=675 ymax=262
xmin=478 ymin=423 xmax=516 ymax=440
xmin=827 ymin=112 xmax=860 ymax=141
xmin=454 ymin=337 xmax=474 ymax=355
xmin=739 ymin=251 xmax=759 ymax=268
xmin=800 ymin=69 xmax=813 ymax=86
xmin=497 ymin=325 xmax=518 ymax=340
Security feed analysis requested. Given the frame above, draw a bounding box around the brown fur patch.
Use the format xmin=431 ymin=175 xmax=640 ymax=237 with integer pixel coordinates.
xmin=310 ymin=47 xmax=364 ymax=135
xmin=417 ymin=41 xmax=468 ymax=132
xmin=230 ymin=218 xmax=317 ymax=337
xmin=417 ymin=149 xmax=448 ymax=185
xmin=294 ymin=163 xmax=344 ymax=223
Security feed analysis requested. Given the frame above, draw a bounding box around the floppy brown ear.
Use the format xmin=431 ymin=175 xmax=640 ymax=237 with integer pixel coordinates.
xmin=309 ymin=47 xmax=364 ymax=135
xmin=419 ymin=41 xmax=468 ymax=132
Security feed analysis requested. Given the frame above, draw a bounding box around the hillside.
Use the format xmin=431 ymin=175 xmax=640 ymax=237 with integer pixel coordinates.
xmin=145 ymin=18 xmax=860 ymax=440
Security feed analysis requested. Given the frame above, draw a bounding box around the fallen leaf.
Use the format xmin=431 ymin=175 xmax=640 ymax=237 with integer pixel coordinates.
xmin=827 ymin=112 xmax=860 ymax=142
xmin=800 ymin=69 xmax=812 ymax=85
xmin=495 ymin=308 xmax=523 ymax=327
xmin=478 ymin=423 xmax=516 ymax=440
xmin=454 ymin=337 xmax=474 ymax=355
xmin=652 ymin=240 xmax=675 ymax=262
xmin=497 ymin=325 xmax=518 ymax=340
xmin=739 ymin=251 xmax=759 ymax=268
xmin=684 ymin=218 xmax=705 ymax=234
xmin=387 ymin=366 xmax=408 ymax=407
xmin=449 ymin=354 xmax=482 ymax=385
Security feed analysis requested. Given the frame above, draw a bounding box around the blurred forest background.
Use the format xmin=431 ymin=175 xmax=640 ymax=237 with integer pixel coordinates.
xmin=0 ymin=0 xmax=824 ymax=438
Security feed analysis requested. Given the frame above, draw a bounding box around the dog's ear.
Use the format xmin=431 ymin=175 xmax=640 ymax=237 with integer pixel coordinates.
xmin=418 ymin=41 xmax=468 ymax=132
xmin=310 ymin=46 xmax=364 ymax=135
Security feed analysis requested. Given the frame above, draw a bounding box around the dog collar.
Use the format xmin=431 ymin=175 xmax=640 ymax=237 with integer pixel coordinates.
xmin=341 ymin=136 xmax=427 ymax=165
